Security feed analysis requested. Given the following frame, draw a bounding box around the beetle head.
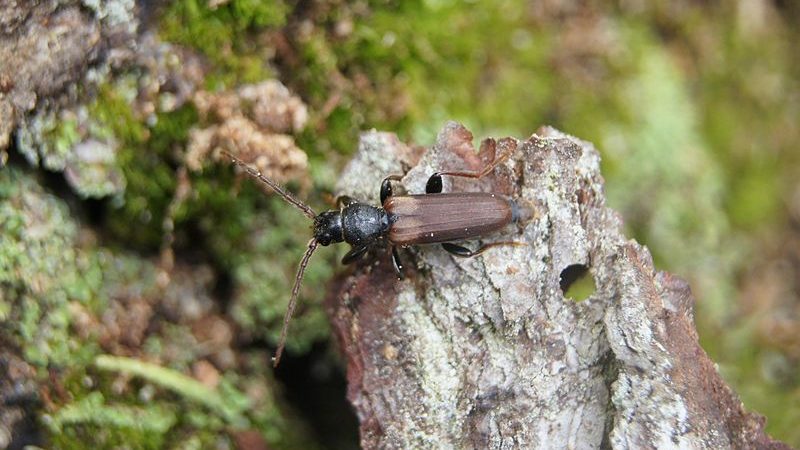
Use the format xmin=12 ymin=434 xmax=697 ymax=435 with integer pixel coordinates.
xmin=313 ymin=211 xmax=344 ymax=246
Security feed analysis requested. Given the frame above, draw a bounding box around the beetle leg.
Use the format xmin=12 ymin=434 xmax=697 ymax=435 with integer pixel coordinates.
xmin=335 ymin=195 xmax=356 ymax=208
xmin=426 ymin=147 xmax=516 ymax=194
xmin=441 ymin=241 xmax=526 ymax=258
xmin=441 ymin=242 xmax=474 ymax=257
xmin=380 ymin=175 xmax=404 ymax=204
xmin=391 ymin=246 xmax=404 ymax=280
xmin=341 ymin=245 xmax=369 ymax=265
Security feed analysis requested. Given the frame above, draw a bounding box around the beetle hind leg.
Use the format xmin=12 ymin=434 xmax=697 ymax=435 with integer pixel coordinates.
xmin=441 ymin=241 xmax=526 ymax=258
xmin=425 ymin=146 xmax=516 ymax=194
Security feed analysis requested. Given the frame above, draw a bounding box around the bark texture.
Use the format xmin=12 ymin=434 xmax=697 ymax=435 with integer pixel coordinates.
xmin=0 ymin=1 xmax=127 ymax=152
xmin=328 ymin=122 xmax=791 ymax=450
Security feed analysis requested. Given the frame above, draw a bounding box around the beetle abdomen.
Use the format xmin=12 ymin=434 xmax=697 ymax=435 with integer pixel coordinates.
xmin=384 ymin=193 xmax=514 ymax=245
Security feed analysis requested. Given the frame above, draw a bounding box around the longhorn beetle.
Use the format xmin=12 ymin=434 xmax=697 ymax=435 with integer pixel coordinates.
xmin=224 ymin=149 xmax=529 ymax=366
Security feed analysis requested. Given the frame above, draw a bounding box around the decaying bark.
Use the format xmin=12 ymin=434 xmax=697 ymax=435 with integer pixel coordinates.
xmin=327 ymin=122 xmax=791 ymax=450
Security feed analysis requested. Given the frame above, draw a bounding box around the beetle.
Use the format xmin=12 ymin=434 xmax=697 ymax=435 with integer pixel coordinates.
xmin=223 ymin=149 xmax=528 ymax=366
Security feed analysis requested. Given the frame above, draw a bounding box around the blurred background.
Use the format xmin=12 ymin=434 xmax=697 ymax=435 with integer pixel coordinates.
xmin=1 ymin=0 xmax=798 ymax=448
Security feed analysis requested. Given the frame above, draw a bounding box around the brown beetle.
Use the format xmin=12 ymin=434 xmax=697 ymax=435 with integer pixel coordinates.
xmin=224 ymin=149 xmax=527 ymax=366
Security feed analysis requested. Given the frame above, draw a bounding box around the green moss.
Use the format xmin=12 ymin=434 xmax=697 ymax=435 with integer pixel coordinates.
xmin=335 ymin=0 xmax=556 ymax=142
xmin=159 ymin=0 xmax=285 ymax=87
xmin=105 ymin=104 xmax=196 ymax=250
xmin=90 ymin=80 xmax=149 ymax=146
xmin=46 ymin=392 xmax=177 ymax=449
xmin=164 ymin=156 xmax=337 ymax=354
xmin=3 ymin=91 xmax=325 ymax=450
xmin=692 ymin=12 xmax=797 ymax=232
xmin=38 ymin=348 xmax=314 ymax=449
xmin=0 ymin=168 xmax=102 ymax=366
xmin=95 ymin=355 xmax=249 ymax=427
xmin=727 ymin=163 xmax=782 ymax=230
xmin=226 ymin=196 xmax=335 ymax=355
xmin=591 ymin=27 xmax=738 ymax=323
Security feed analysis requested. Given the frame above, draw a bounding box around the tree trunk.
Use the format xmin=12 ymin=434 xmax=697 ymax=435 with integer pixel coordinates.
xmin=327 ymin=122 xmax=791 ymax=450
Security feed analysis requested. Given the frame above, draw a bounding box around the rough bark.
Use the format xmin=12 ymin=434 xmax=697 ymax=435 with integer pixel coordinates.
xmin=327 ymin=122 xmax=791 ymax=450
xmin=0 ymin=1 xmax=112 ymax=152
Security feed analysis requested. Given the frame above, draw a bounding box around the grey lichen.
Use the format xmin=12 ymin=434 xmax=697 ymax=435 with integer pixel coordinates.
xmin=80 ymin=0 xmax=138 ymax=33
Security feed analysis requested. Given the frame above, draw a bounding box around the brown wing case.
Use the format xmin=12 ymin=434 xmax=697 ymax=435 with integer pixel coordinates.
xmin=384 ymin=192 xmax=514 ymax=245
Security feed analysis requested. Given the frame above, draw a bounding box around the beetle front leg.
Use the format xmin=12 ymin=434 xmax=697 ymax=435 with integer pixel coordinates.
xmin=341 ymin=245 xmax=369 ymax=265
xmin=380 ymin=175 xmax=404 ymax=204
xmin=336 ymin=195 xmax=356 ymax=209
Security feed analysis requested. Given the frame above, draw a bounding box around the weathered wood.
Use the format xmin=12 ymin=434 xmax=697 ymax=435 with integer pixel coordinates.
xmin=328 ymin=122 xmax=791 ymax=450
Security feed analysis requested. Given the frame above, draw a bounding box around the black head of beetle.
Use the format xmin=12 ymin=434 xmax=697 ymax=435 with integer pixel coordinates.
xmin=313 ymin=211 xmax=344 ymax=246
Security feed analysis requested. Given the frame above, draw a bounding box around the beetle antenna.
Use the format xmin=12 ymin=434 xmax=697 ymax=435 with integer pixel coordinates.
xmin=272 ymin=238 xmax=319 ymax=367
xmin=223 ymin=151 xmax=317 ymax=219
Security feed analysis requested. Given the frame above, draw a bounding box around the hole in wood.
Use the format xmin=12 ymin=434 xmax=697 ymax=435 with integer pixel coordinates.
xmin=559 ymin=264 xmax=596 ymax=301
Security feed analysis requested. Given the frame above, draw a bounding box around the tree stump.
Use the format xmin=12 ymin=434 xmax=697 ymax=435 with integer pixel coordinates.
xmin=327 ymin=122 xmax=790 ymax=450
